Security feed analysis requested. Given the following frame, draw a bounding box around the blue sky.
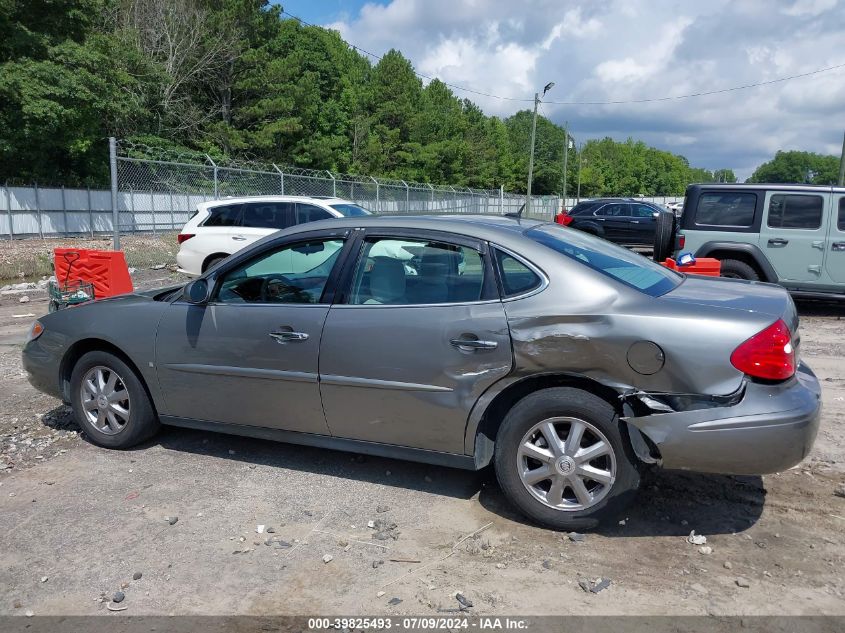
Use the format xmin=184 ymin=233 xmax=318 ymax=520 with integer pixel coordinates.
xmin=274 ymin=1 xmax=845 ymax=178
xmin=275 ymin=1 xmax=378 ymax=25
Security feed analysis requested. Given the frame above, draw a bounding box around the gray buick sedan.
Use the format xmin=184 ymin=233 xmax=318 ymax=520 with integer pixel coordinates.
xmin=22 ymin=215 xmax=821 ymax=529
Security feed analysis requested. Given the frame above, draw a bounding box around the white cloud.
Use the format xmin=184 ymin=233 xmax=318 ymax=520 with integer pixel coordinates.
xmin=326 ymin=0 xmax=845 ymax=179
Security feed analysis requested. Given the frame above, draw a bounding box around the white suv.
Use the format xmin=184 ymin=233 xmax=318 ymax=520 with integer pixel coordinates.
xmin=176 ymin=196 xmax=370 ymax=275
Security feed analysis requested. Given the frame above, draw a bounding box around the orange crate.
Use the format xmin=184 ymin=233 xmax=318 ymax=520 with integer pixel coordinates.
xmin=662 ymin=257 xmax=721 ymax=277
xmin=54 ymin=249 xmax=134 ymax=298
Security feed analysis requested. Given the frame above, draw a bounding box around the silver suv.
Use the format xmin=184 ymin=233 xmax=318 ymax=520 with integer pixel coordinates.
xmin=677 ymin=184 xmax=845 ymax=299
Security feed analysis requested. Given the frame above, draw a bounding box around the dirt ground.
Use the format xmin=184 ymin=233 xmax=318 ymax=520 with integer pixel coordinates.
xmin=0 ymin=269 xmax=843 ymax=617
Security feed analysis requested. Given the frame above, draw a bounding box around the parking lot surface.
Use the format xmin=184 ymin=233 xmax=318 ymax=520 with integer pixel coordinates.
xmin=1 ymin=271 xmax=843 ymax=616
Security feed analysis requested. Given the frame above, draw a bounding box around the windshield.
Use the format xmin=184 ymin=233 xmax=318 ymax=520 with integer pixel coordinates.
xmin=525 ymin=224 xmax=681 ymax=297
xmin=330 ymin=203 xmax=371 ymax=217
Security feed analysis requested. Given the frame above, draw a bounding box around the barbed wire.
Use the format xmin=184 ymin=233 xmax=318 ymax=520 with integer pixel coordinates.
xmin=115 ymin=139 xmax=548 ymax=197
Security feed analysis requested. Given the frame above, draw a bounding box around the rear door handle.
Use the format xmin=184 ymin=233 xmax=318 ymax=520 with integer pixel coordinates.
xmin=450 ymin=337 xmax=498 ymax=352
xmin=232 ymin=235 xmax=248 ymax=241
xmin=768 ymin=238 xmax=789 ymax=247
xmin=833 ymin=242 xmax=845 ymax=252
xmin=269 ymin=330 xmax=309 ymax=344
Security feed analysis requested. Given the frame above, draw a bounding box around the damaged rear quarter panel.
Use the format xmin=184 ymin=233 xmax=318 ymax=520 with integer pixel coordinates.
xmin=463 ymin=241 xmax=776 ymax=457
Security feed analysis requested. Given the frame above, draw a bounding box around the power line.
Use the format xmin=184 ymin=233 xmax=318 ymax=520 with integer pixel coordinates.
xmin=281 ymin=9 xmax=845 ymax=107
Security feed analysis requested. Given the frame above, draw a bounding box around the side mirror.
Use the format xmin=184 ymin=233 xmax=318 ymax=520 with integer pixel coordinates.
xmin=184 ymin=279 xmax=210 ymax=304
xmin=652 ymin=211 xmax=660 ymax=217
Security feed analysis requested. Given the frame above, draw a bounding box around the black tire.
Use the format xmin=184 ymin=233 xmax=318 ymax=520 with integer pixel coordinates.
xmin=494 ymin=387 xmax=640 ymax=530
xmin=652 ymin=210 xmax=676 ymax=262
xmin=69 ymin=351 xmax=160 ymax=449
xmin=719 ymin=258 xmax=759 ymax=281
xmin=203 ymin=255 xmax=228 ymax=272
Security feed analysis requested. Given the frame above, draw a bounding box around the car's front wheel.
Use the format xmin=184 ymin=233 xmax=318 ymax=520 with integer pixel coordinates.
xmin=70 ymin=351 xmax=160 ymax=449
xmin=494 ymin=387 xmax=640 ymax=530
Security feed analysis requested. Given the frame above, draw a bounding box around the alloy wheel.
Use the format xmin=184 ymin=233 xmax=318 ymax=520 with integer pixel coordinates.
xmin=517 ymin=416 xmax=616 ymax=511
xmin=79 ymin=365 xmax=131 ymax=435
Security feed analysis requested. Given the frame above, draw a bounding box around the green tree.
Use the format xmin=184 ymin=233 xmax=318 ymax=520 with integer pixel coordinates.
xmin=748 ymin=150 xmax=839 ymax=184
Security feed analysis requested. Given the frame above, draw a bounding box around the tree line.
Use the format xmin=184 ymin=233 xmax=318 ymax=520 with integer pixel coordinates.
xmin=0 ymin=0 xmax=835 ymax=195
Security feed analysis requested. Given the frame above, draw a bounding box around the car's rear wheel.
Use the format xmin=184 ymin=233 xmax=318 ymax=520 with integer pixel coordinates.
xmin=203 ymin=255 xmax=228 ymax=272
xmin=719 ymin=258 xmax=759 ymax=281
xmin=70 ymin=351 xmax=159 ymax=449
xmin=652 ymin=210 xmax=676 ymax=262
xmin=494 ymin=387 xmax=640 ymax=530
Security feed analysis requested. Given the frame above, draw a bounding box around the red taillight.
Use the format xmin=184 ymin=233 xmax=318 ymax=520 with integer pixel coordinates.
xmin=730 ymin=319 xmax=795 ymax=381
xmin=177 ymin=233 xmax=195 ymax=244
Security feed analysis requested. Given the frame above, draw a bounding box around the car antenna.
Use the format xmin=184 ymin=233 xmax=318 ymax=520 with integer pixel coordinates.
xmin=505 ymin=203 xmax=526 ymax=219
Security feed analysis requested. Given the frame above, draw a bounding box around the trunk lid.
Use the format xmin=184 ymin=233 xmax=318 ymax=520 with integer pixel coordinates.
xmin=661 ymin=275 xmax=799 ymax=335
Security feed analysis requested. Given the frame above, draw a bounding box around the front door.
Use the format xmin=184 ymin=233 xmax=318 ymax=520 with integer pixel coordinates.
xmin=826 ymin=194 xmax=845 ymax=284
xmin=319 ymin=233 xmax=513 ymax=454
xmin=155 ymin=234 xmax=349 ymax=433
xmin=759 ymin=191 xmax=827 ymax=283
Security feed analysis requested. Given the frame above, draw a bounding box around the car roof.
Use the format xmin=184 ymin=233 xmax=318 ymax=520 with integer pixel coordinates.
xmin=282 ymin=213 xmax=549 ymax=243
xmin=573 ymin=197 xmax=652 ymax=205
xmin=199 ymin=195 xmax=357 ymax=208
xmin=686 ymin=183 xmax=845 ymax=194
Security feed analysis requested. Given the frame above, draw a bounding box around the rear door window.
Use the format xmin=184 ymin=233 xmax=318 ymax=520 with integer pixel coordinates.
xmin=767 ymin=194 xmax=823 ymax=230
xmin=241 ymin=202 xmax=295 ymax=229
xmin=631 ymin=204 xmax=656 ymax=218
xmin=839 ymin=198 xmax=845 ymax=231
xmin=297 ymin=204 xmax=333 ymax=224
xmin=203 ymin=204 xmax=242 ymax=227
xmin=596 ymin=203 xmax=626 ymax=217
xmin=348 ymin=238 xmax=485 ymax=305
xmin=695 ymin=193 xmax=756 ymax=227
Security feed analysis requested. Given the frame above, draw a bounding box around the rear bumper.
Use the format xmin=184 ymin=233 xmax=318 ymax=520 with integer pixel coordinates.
xmin=627 ymin=362 xmax=821 ymax=475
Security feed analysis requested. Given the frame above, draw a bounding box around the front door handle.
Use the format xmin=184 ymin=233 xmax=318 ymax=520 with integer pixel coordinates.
xmin=833 ymin=242 xmax=845 ymax=252
xmin=768 ymin=238 xmax=789 ymax=247
xmin=269 ymin=330 xmax=309 ymax=344
xmin=630 ymin=220 xmax=639 ymax=224
xmin=450 ymin=336 xmax=498 ymax=352
xmin=232 ymin=235 xmax=248 ymax=241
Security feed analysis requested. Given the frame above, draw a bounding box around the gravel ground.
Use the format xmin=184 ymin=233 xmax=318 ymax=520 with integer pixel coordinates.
xmin=0 ymin=277 xmax=843 ymax=617
xmin=0 ymin=233 xmax=179 ymax=282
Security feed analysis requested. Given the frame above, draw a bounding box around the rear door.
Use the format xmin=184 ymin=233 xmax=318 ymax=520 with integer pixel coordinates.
xmin=231 ymin=201 xmax=296 ymax=251
xmin=825 ymin=194 xmax=845 ymax=284
xmin=318 ymin=230 xmax=513 ymax=454
xmin=595 ymin=203 xmax=628 ymax=241
xmin=759 ymin=191 xmax=826 ymax=284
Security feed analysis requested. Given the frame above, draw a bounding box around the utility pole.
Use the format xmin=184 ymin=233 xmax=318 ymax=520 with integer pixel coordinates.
xmin=838 ymin=130 xmax=845 ymax=187
xmin=561 ymin=123 xmax=569 ymax=209
xmin=576 ymin=142 xmax=584 ymax=203
xmin=526 ymin=82 xmax=554 ymax=216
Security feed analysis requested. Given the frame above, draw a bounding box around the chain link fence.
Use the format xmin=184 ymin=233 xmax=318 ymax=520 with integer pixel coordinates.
xmin=113 ymin=140 xmax=561 ymax=234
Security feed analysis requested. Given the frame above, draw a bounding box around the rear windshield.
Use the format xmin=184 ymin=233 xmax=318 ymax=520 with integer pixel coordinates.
xmin=330 ymin=203 xmax=371 ymax=217
xmin=525 ymin=224 xmax=681 ymax=297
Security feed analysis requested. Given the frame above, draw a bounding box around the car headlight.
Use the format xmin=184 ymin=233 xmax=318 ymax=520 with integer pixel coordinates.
xmin=27 ymin=320 xmax=44 ymax=342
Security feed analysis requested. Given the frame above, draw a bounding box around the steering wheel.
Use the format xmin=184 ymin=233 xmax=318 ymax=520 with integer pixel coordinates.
xmin=260 ymin=275 xmax=308 ymax=303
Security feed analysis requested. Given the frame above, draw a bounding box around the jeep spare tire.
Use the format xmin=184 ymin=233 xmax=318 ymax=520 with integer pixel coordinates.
xmin=652 ymin=210 xmax=676 ymax=263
